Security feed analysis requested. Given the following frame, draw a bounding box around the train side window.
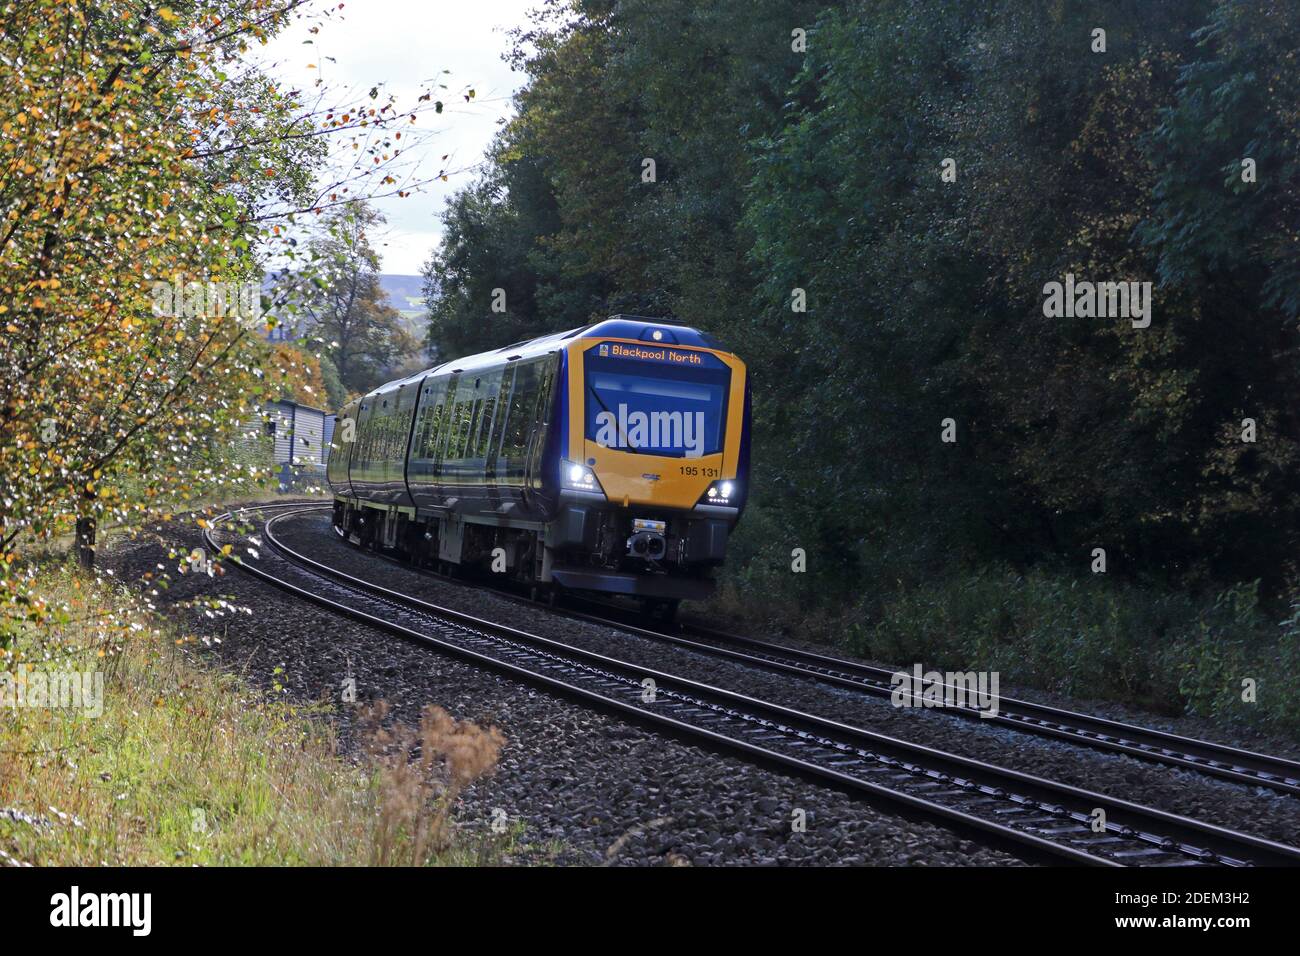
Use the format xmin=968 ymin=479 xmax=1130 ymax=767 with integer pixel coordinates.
xmin=422 ymin=400 xmax=444 ymax=459
xmin=382 ymin=406 xmax=396 ymax=464
xmin=506 ymin=361 xmax=540 ymax=456
xmin=478 ymin=395 xmax=496 ymax=457
xmin=492 ymin=368 xmax=516 ymax=462
xmin=462 ymin=397 xmax=479 ymax=460
xmin=432 ymin=401 xmax=450 ymax=469
xmin=534 ymin=355 xmax=556 ymax=429
xmin=425 ymin=378 xmax=453 ymax=471
xmin=449 ymin=391 xmax=473 ymax=461
xmin=417 ymin=379 xmax=448 ymax=462
xmin=464 ymin=397 xmax=483 ymax=459
xmin=353 ymin=422 xmax=366 ymax=470
xmin=410 ymin=405 xmax=426 ymax=462
xmin=476 ymin=370 xmax=501 ymax=461
xmin=527 ymin=356 xmax=557 ymax=482
xmin=370 ymin=412 xmax=381 ymax=463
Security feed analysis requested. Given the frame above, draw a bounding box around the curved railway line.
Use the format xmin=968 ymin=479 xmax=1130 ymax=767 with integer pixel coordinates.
xmin=252 ymin=501 xmax=1300 ymax=799
xmin=205 ymin=502 xmax=1300 ymax=867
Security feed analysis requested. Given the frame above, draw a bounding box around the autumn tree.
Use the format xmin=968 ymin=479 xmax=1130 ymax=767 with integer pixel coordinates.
xmin=294 ymin=201 xmax=418 ymax=398
xmin=0 ymin=0 xmax=449 ymax=629
xmin=270 ymin=343 xmax=330 ymax=408
xmin=0 ymin=0 xmax=310 ymax=591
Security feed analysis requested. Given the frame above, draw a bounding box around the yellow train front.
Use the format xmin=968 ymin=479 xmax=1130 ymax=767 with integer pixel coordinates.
xmin=326 ymin=316 xmax=751 ymax=611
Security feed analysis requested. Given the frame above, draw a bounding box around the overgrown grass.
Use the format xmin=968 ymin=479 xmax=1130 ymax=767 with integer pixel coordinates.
xmin=0 ymin=564 xmax=507 ymax=866
xmin=711 ymin=524 xmax=1300 ymax=735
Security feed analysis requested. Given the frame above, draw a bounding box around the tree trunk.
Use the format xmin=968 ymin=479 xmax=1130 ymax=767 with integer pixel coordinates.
xmin=75 ymin=487 xmax=97 ymax=570
xmin=75 ymin=514 xmax=96 ymax=570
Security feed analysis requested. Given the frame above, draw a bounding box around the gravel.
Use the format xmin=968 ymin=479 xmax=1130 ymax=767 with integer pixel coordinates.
xmin=101 ymin=506 xmax=1022 ymax=866
xmin=262 ymin=509 xmax=1300 ymax=849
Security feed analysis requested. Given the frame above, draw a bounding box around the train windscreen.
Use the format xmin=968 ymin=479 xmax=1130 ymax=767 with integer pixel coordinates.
xmin=583 ymin=343 xmax=730 ymax=457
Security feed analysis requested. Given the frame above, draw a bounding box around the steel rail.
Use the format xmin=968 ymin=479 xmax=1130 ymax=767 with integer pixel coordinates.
xmin=569 ymin=600 xmax=1300 ymax=798
xmin=202 ymin=507 xmax=1300 ymax=867
xmin=271 ymin=503 xmax=1300 ymax=799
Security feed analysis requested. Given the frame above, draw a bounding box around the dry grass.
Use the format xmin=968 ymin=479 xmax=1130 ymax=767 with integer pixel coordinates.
xmin=357 ymin=701 xmax=506 ymax=866
xmin=0 ymin=564 xmax=507 ymax=866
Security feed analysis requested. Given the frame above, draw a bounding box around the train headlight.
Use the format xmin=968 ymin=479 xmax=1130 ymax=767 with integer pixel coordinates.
xmin=698 ymin=479 xmax=739 ymax=507
xmin=561 ymin=459 xmax=604 ymax=495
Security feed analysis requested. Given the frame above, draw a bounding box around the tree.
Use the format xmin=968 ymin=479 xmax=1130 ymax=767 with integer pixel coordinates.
xmin=0 ymin=0 xmax=446 ymax=600
xmin=0 ymin=0 xmax=321 ymax=587
xmin=296 ymin=202 xmax=417 ymax=398
xmin=421 ymin=0 xmax=1300 ymax=598
xmin=271 ymin=343 xmax=330 ymax=408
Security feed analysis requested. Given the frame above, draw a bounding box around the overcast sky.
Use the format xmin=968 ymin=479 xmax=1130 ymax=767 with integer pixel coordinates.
xmin=258 ymin=0 xmax=538 ymax=275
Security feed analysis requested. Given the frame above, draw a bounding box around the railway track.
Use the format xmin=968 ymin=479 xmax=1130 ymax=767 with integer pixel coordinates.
xmin=205 ymin=504 xmax=1300 ymax=867
xmin=261 ymin=502 xmax=1300 ymax=799
xmin=567 ymin=602 xmax=1300 ymax=799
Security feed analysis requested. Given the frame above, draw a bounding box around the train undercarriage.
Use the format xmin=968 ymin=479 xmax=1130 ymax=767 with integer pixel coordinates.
xmin=331 ymin=497 xmax=727 ymax=618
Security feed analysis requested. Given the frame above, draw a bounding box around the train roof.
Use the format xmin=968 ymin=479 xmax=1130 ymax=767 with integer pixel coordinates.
xmin=361 ymin=316 xmax=728 ymax=405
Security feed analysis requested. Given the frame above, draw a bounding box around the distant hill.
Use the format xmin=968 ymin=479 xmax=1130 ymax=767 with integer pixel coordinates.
xmin=378 ymin=275 xmax=427 ymax=318
xmin=261 ymin=271 xmax=433 ymax=345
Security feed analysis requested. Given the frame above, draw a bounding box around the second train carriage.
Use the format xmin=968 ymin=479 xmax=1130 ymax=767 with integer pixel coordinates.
xmin=326 ymin=316 xmax=750 ymax=608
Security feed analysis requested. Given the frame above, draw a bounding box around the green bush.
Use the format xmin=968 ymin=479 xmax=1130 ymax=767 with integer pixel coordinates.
xmin=831 ymin=569 xmax=1299 ymax=734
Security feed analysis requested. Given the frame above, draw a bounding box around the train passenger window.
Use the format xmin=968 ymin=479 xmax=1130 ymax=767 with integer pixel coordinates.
xmin=377 ymin=410 xmax=391 ymax=464
xmin=417 ymin=379 xmax=449 ymax=463
xmin=492 ymin=370 xmax=516 ymax=462
xmin=469 ymin=397 xmax=484 ymax=458
xmin=478 ymin=396 xmax=498 ymax=459
xmin=381 ymin=409 xmax=394 ymax=463
xmin=505 ymin=361 xmax=542 ymax=455
xmin=448 ymin=394 xmax=473 ymax=461
xmin=433 ymin=403 xmax=449 ymax=463
xmin=537 ymin=356 xmax=556 ymax=413
xmin=419 ymin=378 xmax=449 ymax=468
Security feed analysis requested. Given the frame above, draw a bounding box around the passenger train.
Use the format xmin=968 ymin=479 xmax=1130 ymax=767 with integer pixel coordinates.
xmin=325 ymin=316 xmax=750 ymax=613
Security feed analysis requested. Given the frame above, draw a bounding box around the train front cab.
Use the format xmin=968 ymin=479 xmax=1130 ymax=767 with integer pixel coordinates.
xmin=543 ymin=322 xmax=749 ymax=603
